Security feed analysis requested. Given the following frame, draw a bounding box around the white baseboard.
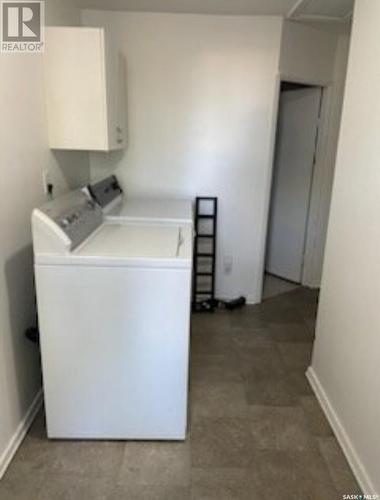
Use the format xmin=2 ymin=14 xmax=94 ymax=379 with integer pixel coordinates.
xmin=247 ymin=296 xmax=259 ymax=305
xmin=306 ymin=367 xmax=377 ymax=496
xmin=0 ymin=388 xmax=43 ymax=480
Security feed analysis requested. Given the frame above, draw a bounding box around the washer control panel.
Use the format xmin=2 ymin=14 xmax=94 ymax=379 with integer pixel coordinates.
xmin=88 ymin=175 xmax=123 ymax=209
xmin=39 ymin=190 xmax=103 ymax=250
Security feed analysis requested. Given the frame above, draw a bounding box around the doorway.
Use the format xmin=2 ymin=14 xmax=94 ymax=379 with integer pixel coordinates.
xmin=263 ymin=81 xmax=323 ymax=299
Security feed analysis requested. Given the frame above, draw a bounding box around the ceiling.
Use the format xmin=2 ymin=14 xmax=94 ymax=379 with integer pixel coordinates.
xmin=78 ymin=0 xmax=296 ymax=16
xmin=78 ymin=0 xmax=354 ymax=21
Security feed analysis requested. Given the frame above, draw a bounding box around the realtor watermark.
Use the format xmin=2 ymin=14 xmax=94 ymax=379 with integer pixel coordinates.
xmin=1 ymin=1 xmax=44 ymax=53
xmin=343 ymin=495 xmax=379 ymax=500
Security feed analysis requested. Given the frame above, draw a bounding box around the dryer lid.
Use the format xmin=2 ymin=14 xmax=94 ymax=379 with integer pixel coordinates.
xmin=107 ymin=198 xmax=194 ymax=224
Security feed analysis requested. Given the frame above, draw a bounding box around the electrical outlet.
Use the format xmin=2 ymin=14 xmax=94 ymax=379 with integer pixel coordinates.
xmin=42 ymin=170 xmax=54 ymax=199
xmin=223 ymin=255 xmax=233 ymax=275
xmin=42 ymin=169 xmax=51 ymax=195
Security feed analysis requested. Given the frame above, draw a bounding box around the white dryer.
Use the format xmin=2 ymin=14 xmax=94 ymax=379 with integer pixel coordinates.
xmin=32 ymin=189 xmax=192 ymax=440
xmin=86 ymin=175 xmax=193 ymax=226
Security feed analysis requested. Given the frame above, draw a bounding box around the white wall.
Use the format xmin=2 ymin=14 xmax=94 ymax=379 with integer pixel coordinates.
xmin=83 ymin=11 xmax=283 ymax=303
xmin=280 ymin=21 xmax=339 ymax=84
xmin=310 ymin=0 xmax=380 ymax=494
xmin=0 ymin=0 xmax=90 ymax=478
xmin=279 ymin=20 xmax=350 ymax=288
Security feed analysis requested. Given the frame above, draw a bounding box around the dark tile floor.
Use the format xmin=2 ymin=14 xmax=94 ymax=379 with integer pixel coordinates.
xmin=0 ymin=288 xmax=361 ymax=499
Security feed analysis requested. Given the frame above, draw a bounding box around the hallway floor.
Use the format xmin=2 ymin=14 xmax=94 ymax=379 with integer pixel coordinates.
xmin=263 ymin=272 xmax=300 ymax=299
xmin=0 ymin=288 xmax=361 ymax=499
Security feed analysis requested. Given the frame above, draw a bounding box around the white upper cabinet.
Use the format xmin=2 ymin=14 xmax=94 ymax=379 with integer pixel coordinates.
xmin=44 ymin=27 xmax=127 ymax=151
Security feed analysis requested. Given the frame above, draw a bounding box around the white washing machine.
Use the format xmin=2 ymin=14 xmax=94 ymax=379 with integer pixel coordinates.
xmin=86 ymin=175 xmax=193 ymax=226
xmin=32 ymin=189 xmax=192 ymax=440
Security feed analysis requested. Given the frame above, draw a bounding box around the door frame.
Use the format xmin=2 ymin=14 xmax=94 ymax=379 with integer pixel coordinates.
xmin=256 ymin=73 xmax=334 ymax=302
xmin=266 ymin=84 xmax=323 ymax=284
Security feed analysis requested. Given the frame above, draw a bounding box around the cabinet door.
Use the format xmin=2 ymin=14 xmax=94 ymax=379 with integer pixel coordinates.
xmin=116 ymin=54 xmax=127 ymax=149
xmin=44 ymin=27 xmax=108 ymax=150
xmin=103 ymin=32 xmax=127 ymax=150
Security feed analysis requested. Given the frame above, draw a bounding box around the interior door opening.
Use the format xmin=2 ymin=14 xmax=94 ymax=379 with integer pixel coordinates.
xmin=263 ymin=81 xmax=323 ymax=300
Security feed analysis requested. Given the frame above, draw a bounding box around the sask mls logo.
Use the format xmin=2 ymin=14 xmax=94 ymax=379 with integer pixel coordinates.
xmin=1 ymin=1 xmax=44 ymax=52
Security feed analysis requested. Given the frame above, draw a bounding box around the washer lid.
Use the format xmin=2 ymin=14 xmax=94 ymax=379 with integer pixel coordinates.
xmin=75 ymin=223 xmax=181 ymax=259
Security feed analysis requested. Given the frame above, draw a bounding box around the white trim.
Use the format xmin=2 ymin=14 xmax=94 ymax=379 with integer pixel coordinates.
xmin=344 ymin=10 xmax=354 ymax=22
xmin=259 ymin=77 xmax=332 ymax=301
xmin=294 ymin=14 xmax=351 ymax=23
xmin=287 ymin=0 xmax=309 ymax=19
xmin=254 ymin=73 xmax=282 ymax=303
xmin=287 ymin=0 xmax=354 ymax=23
xmin=301 ymin=85 xmax=324 ymax=288
xmin=247 ymin=294 xmax=260 ymax=305
xmin=0 ymin=389 xmax=43 ymax=480
xmin=302 ymin=278 xmax=320 ymax=289
xmin=306 ymin=367 xmax=377 ymax=496
xmin=280 ymin=73 xmax=332 ymax=87
xmin=301 ymin=84 xmax=332 ymax=289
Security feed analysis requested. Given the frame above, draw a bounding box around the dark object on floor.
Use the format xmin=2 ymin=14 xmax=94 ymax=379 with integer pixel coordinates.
xmin=25 ymin=327 xmax=39 ymax=344
xmin=217 ymin=296 xmax=246 ymax=310
xmin=194 ymin=299 xmax=215 ymax=313
xmin=195 ymin=296 xmax=246 ymax=313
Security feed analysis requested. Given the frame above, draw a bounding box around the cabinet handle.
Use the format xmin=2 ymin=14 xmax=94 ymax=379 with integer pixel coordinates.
xmin=116 ymin=126 xmax=122 ymax=134
xmin=117 ymin=138 xmax=123 ymax=144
